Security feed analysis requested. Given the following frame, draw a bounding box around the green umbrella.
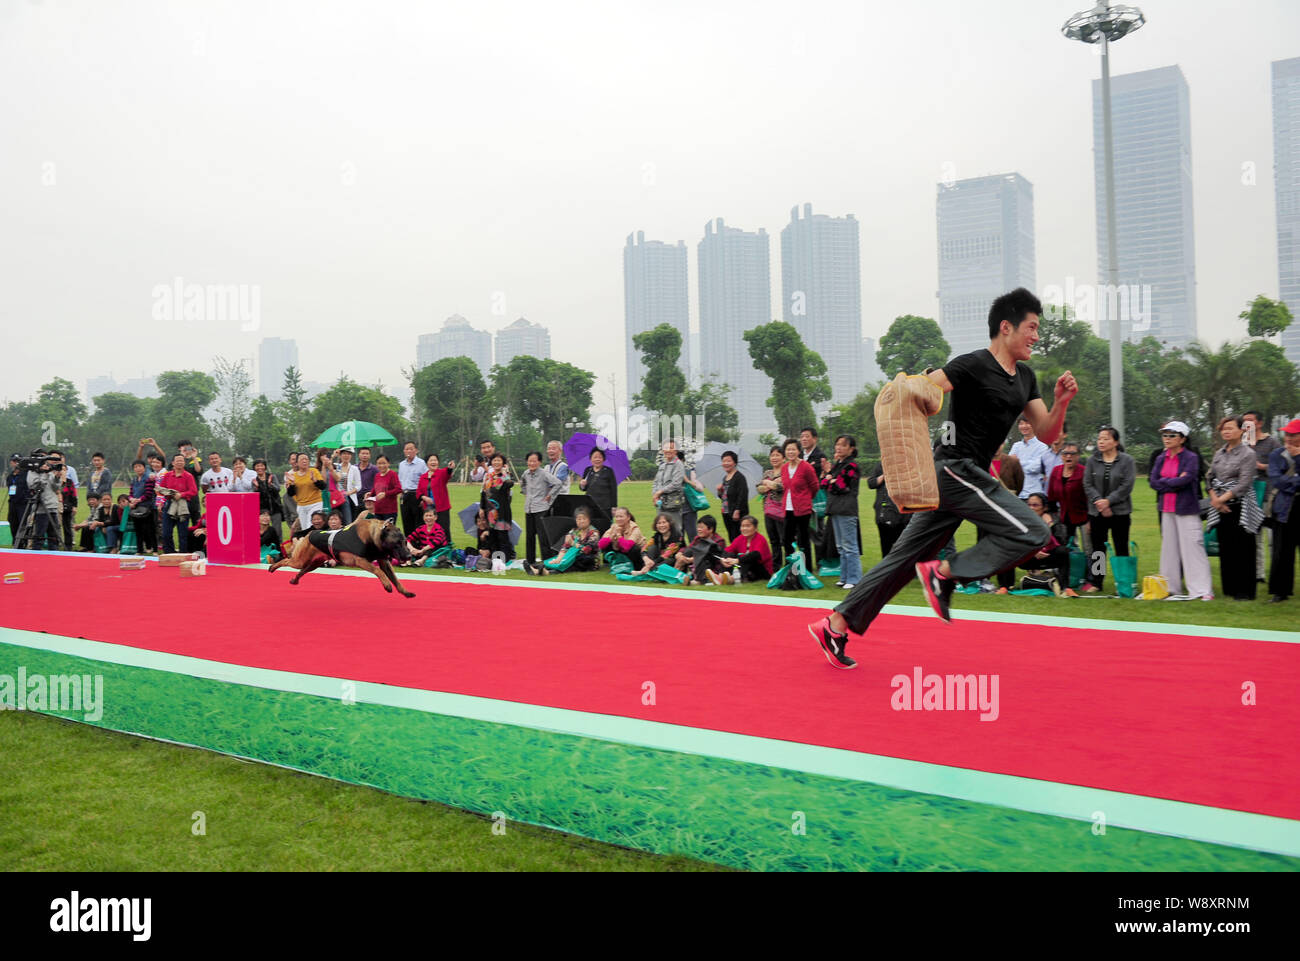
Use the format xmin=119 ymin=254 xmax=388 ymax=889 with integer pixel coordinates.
xmin=309 ymin=420 xmax=398 ymax=449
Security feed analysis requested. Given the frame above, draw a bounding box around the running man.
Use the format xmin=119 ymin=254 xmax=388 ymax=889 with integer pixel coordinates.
xmin=810 ymin=288 xmax=1077 ymax=669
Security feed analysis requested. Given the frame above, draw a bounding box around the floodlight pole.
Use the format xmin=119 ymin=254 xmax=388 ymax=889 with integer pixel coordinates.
xmin=1063 ymin=1 xmax=1145 ymax=441
xmin=1100 ymin=30 xmax=1123 ymax=440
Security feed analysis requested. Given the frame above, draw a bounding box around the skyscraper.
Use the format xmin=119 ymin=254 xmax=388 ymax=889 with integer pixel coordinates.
xmin=416 ymin=315 xmax=492 ymax=375
xmin=936 ymin=174 xmax=1036 ymax=357
xmin=1093 ymin=65 xmax=1196 ymax=347
xmin=258 ymin=337 xmax=299 ymax=400
xmin=1274 ymin=57 xmax=1300 ymax=367
xmin=781 ymin=204 xmax=863 ymax=406
xmin=698 ymin=218 xmax=772 ymax=431
xmin=623 ymin=232 xmax=690 ymax=408
xmin=495 ymin=317 xmax=551 ymax=367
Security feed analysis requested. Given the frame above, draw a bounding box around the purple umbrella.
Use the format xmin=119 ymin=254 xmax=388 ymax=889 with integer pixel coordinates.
xmin=563 ymin=432 xmax=631 ymax=484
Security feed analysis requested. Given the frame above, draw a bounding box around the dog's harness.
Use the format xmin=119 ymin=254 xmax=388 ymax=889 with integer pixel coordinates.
xmin=308 ymin=525 xmax=384 ymax=562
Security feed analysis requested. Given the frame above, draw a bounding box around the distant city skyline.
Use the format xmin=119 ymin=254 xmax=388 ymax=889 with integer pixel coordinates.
xmin=623 ymin=231 xmax=690 ymax=412
xmin=258 ymin=336 xmax=299 ymax=401
xmin=3 ymin=2 xmax=1296 ymax=415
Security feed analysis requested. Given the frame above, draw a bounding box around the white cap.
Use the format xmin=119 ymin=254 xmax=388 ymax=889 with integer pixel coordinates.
xmin=1161 ymin=421 xmax=1191 ymax=436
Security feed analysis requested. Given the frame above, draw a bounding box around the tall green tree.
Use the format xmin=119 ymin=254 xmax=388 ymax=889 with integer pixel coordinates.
xmin=1240 ymin=294 xmax=1293 ymax=339
xmin=301 ymin=375 xmax=410 ymax=448
xmin=822 ymin=384 xmax=884 ymax=459
xmin=632 ymin=324 xmax=688 ymax=414
xmin=743 ymin=321 xmax=831 ymax=437
xmin=490 ymin=356 xmax=595 ymax=444
xmin=682 ymin=374 xmax=740 ymax=443
xmin=876 ymin=315 xmax=950 ymax=377
xmin=211 ymin=356 xmax=253 ymax=452
xmin=277 ymin=366 xmax=308 ymax=447
xmin=35 ymin=378 xmax=88 ymax=436
xmin=236 ymin=396 xmax=296 ymax=466
xmin=84 ymin=392 xmax=149 ymax=474
xmin=410 ymin=357 xmax=492 ymax=463
xmin=153 ymin=370 xmax=217 ymax=451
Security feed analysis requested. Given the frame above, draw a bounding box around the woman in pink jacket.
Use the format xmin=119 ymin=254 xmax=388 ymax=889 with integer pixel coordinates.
xmin=778 ymin=438 xmax=820 ymax=563
xmin=416 ymin=454 xmax=456 ymax=546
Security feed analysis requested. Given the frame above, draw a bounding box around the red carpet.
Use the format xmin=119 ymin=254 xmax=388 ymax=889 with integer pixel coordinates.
xmin=3 ymin=553 xmax=1297 ymax=820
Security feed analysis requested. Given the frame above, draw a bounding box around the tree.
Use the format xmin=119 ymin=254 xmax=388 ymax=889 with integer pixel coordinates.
xmin=743 ymin=321 xmax=831 ymax=437
xmin=682 ymin=375 xmax=740 ymax=443
xmin=632 ymin=324 xmax=688 ymax=414
xmin=876 ymin=315 xmax=950 ymax=378
xmin=1240 ymin=294 xmax=1293 ymax=339
xmin=153 ymin=370 xmax=217 ymax=451
xmin=277 ymin=366 xmax=308 ymax=447
xmin=211 ymin=356 xmax=253 ymax=451
xmin=410 ymin=357 xmax=492 ymax=463
xmin=301 ymin=375 xmax=410 ymax=449
xmin=236 ymin=396 xmax=295 ymax=466
xmin=490 ymin=356 xmax=594 ymax=445
xmin=35 ymin=378 xmax=88 ymax=434
xmin=822 ymin=384 xmax=884 ymax=459
xmin=83 ymin=392 xmax=149 ymax=475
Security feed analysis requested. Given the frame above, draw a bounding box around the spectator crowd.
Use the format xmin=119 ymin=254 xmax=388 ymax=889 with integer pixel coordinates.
xmin=5 ymin=414 xmax=1299 ymax=603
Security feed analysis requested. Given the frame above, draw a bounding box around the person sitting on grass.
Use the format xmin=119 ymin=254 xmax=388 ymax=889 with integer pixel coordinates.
xmin=188 ymin=513 xmax=208 ymax=555
xmin=406 ymin=508 xmax=449 ymax=566
xmin=474 ymin=509 xmax=495 ymax=565
xmin=598 ymin=506 xmax=646 ymax=569
xmin=992 ymin=493 xmax=1077 ymax=596
xmin=259 ymin=511 xmax=285 ymax=563
xmin=638 ymin=513 xmax=685 ymax=575
xmin=714 ymin=514 xmax=774 ymax=585
xmin=678 ymin=514 xmax=728 ymax=585
xmin=530 ymin=507 xmax=601 ymax=575
xmin=109 ymin=494 xmax=129 ymax=553
xmin=73 ymin=493 xmax=108 ymax=551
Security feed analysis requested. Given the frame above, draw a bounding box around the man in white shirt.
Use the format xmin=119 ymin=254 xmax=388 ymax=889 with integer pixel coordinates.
xmin=1039 ymin=431 xmax=1067 ymax=487
xmin=229 ymin=456 xmax=258 ymax=492
xmin=397 ymin=441 xmax=425 ymax=535
xmin=1009 ymin=416 xmax=1050 ymax=499
xmin=200 ymin=452 xmax=235 ymax=507
xmin=545 ymin=440 xmax=570 ymax=489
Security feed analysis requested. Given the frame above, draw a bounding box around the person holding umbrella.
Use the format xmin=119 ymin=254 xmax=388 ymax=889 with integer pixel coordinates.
xmin=715 ymin=450 xmax=750 ymax=541
xmin=578 ymin=448 xmax=619 ymax=518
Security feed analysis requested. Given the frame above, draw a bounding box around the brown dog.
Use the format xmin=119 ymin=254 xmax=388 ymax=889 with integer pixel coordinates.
xmin=268 ymin=511 xmax=416 ymax=598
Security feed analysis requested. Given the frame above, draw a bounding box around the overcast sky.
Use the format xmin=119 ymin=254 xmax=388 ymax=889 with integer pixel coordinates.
xmin=2 ymin=0 xmax=1297 ymax=415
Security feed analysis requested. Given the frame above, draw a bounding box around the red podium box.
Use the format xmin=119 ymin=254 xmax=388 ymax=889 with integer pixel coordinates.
xmin=205 ymin=492 xmax=261 ymax=564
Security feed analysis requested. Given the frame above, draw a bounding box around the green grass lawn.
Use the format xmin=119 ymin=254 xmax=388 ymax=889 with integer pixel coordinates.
xmin=0 ymin=711 xmax=727 ymax=872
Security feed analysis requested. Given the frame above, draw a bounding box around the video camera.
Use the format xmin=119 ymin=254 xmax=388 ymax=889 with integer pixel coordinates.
xmin=16 ymin=449 xmax=62 ymax=473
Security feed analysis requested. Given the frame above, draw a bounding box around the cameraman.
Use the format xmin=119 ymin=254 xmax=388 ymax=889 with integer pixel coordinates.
xmin=6 ymin=454 xmax=28 ymax=542
xmin=25 ymin=454 xmax=63 ymax=551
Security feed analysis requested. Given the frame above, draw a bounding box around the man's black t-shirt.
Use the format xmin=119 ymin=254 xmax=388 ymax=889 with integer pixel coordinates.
xmin=935 ymin=349 xmax=1041 ymax=468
